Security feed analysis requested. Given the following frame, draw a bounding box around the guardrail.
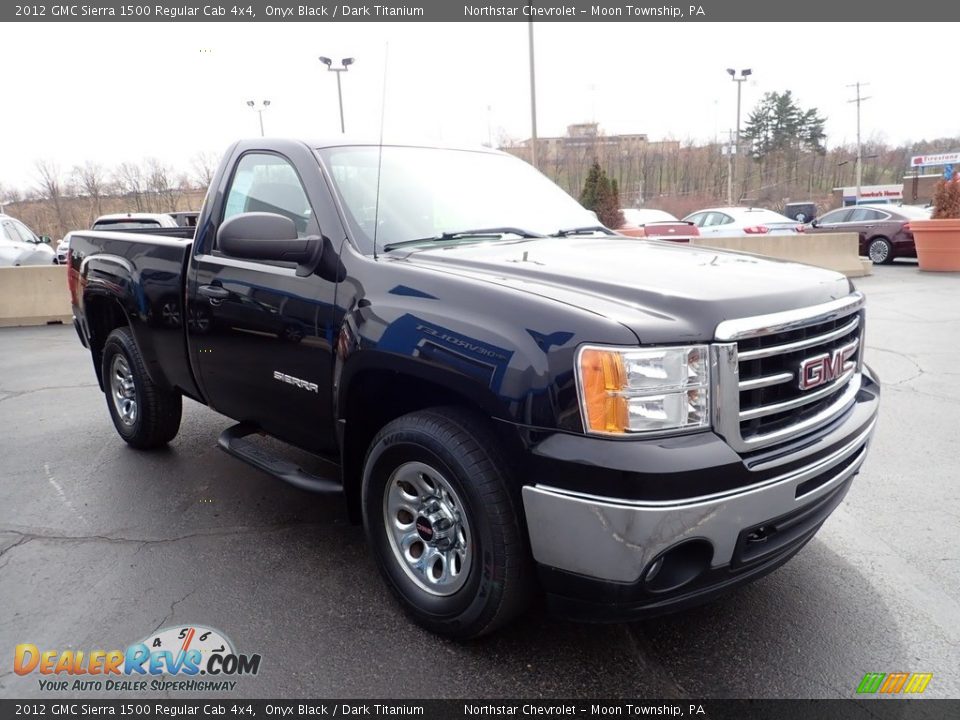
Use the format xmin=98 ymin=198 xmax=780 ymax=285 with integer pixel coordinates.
xmin=0 ymin=266 xmax=72 ymax=327
xmin=687 ymin=232 xmax=872 ymax=278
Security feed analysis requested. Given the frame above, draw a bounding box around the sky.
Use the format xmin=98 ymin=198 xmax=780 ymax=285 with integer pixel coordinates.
xmin=1 ymin=21 xmax=957 ymax=192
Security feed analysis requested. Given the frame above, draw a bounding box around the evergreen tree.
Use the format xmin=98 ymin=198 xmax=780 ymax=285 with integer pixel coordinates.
xmin=742 ymin=91 xmax=826 ymax=160
xmin=579 ymin=161 xmax=625 ymax=229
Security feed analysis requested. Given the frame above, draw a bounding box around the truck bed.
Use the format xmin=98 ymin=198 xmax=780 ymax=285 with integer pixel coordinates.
xmin=69 ymin=229 xmax=201 ymax=401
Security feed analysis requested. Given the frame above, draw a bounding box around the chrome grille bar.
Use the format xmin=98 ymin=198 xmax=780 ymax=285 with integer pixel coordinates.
xmin=738 ymin=372 xmax=794 ymax=391
xmin=712 ymin=291 xmax=865 ymax=453
xmin=738 ymin=316 xmax=860 ymax=362
xmin=739 ymin=366 xmax=856 ymax=421
xmin=715 ymin=292 xmax=865 ymax=342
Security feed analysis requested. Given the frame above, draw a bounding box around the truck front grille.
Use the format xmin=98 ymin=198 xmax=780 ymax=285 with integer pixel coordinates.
xmin=712 ymin=293 xmax=865 ymax=453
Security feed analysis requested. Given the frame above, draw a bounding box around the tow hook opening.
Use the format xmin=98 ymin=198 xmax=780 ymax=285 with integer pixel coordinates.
xmin=746 ymin=525 xmax=776 ymax=544
xmin=642 ymin=539 xmax=714 ymax=594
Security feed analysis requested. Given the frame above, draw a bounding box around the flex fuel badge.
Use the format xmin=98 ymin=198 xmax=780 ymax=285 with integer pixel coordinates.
xmin=13 ymin=625 xmax=262 ymax=693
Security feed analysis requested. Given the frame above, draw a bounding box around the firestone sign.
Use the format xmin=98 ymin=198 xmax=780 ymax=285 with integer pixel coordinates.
xmin=911 ymin=152 xmax=960 ymax=167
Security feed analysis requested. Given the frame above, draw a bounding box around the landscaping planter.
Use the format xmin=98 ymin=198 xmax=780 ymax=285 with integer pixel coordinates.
xmin=910 ymin=218 xmax=960 ymax=272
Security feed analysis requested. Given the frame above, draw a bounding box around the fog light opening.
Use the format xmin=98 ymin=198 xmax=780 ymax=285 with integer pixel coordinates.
xmin=643 ymin=539 xmax=714 ymax=593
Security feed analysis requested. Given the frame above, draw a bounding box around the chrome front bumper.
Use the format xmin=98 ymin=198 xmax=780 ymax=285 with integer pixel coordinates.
xmin=522 ymin=416 xmax=876 ymax=584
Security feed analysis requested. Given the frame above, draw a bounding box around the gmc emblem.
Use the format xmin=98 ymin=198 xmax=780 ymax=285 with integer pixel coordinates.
xmin=798 ymin=341 xmax=859 ymax=391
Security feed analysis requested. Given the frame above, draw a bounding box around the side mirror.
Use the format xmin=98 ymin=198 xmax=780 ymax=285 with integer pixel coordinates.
xmin=40 ymin=235 xmax=52 ymax=244
xmin=217 ymin=212 xmax=322 ymax=277
xmin=811 ymin=219 xmax=820 ymax=228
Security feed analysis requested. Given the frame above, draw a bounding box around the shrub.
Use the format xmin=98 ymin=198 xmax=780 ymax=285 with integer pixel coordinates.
xmin=931 ymin=171 xmax=960 ymax=220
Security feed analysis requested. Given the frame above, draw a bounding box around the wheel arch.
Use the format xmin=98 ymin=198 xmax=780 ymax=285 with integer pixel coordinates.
xmin=83 ymin=293 xmax=133 ymax=391
xmin=336 ymin=353 xmax=522 ymax=523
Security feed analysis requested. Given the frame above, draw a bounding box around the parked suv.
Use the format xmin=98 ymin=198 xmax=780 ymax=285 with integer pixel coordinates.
xmin=0 ymin=214 xmax=55 ymax=266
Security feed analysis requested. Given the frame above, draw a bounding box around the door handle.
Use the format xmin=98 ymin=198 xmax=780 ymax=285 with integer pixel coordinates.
xmin=198 ymin=284 xmax=229 ymax=300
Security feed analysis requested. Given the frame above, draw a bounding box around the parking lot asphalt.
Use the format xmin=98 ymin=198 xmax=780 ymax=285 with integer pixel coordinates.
xmin=1 ymin=261 xmax=958 ymax=700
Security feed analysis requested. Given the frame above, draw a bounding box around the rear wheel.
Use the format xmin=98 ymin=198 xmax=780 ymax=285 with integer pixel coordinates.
xmin=101 ymin=327 xmax=182 ymax=449
xmin=361 ymin=407 xmax=532 ymax=638
xmin=867 ymin=237 xmax=893 ymax=265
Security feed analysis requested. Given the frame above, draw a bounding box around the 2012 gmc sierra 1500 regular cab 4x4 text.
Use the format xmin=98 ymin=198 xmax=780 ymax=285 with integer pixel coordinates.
xmin=68 ymin=138 xmax=880 ymax=638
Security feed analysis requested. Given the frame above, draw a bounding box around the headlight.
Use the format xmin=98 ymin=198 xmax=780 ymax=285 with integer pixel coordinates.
xmin=576 ymin=344 xmax=710 ymax=436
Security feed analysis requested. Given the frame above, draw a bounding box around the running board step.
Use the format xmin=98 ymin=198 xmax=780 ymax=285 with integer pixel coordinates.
xmin=217 ymin=423 xmax=343 ymax=494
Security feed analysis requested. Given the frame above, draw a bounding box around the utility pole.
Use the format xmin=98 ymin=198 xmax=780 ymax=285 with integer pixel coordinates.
xmin=724 ymin=129 xmax=735 ymax=205
xmin=527 ymin=18 xmax=539 ymax=170
xmin=847 ymin=81 xmax=871 ymax=203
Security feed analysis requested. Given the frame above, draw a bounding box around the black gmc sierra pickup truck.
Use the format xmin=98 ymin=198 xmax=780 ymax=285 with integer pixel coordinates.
xmin=68 ymin=138 xmax=880 ymax=638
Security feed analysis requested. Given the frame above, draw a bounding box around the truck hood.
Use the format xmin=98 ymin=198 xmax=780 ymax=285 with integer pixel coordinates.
xmin=399 ymin=237 xmax=854 ymax=343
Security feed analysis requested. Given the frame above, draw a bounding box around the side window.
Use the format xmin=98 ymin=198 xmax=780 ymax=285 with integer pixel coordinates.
xmin=686 ymin=213 xmax=704 ymax=227
xmin=222 ymin=153 xmax=314 ymax=236
xmin=702 ymin=212 xmax=728 ymax=227
xmin=820 ymin=209 xmax=852 ymax=224
xmin=11 ymin=221 xmax=38 ymax=243
xmin=716 ymin=213 xmax=734 ymax=225
xmin=2 ymin=221 xmax=21 ymax=243
xmin=849 ymin=208 xmax=887 ymax=222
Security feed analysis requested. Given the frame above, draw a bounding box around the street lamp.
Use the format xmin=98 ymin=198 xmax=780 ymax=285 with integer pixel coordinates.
xmin=319 ymin=56 xmax=354 ymax=134
xmin=246 ymin=100 xmax=271 ymax=137
xmin=726 ymin=68 xmax=752 ymax=205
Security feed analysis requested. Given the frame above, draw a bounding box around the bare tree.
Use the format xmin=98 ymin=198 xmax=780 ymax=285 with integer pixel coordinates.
xmin=72 ymin=161 xmax=109 ymax=224
xmin=146 ymin=157 xmax=182 ymax=212
xmin=190 ymin=151 xmax=219 ymax=189
xmin=115 ymin=162 xmax=146 ymax=212
xmin=35 ymin=160 xmax=72 ymax=237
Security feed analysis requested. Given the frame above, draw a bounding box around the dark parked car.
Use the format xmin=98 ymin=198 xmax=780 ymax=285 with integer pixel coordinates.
xmin=783 ymin=202 xmax=818 ymax=224
xmin=807 ymin=204 xmax=932 ymax=264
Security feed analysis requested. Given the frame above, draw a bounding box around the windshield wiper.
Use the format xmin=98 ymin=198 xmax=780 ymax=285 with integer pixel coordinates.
xmin=550 ymin=225 xmax=616 ymax=237
xmin=383 ymin=227 xmax=545 ymax=252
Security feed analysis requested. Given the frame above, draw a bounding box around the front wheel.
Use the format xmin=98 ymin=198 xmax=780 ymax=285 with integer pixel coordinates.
xmin=101 ymin=326 xmax=182 ymax=449
xmin=868 ymin=237 xmax=893 ymax=265
xmin=361 ymin=407 xmax=532 ymax=638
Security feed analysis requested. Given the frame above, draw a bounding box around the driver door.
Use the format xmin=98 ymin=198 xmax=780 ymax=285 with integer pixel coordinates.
xmin=188 ymin=145 xmax=342 ymax=454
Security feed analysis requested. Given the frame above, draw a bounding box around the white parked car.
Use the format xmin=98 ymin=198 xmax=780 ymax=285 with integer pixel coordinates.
xmin=92 ymin=212 xmax=180 ymax=230
xmin=0 ymin=214 xmax=56 ymax=266
xmin=682 ymin=207 xmax=804 ymax=236
xmin=56 ymin=234 xmax=72 ymax=264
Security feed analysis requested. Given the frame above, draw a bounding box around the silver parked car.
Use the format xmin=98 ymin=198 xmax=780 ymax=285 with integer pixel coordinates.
xmin=0 ymin=214 xmax=56 ymax=266
xmin=682 ymin=206 xmax=804 ymax=236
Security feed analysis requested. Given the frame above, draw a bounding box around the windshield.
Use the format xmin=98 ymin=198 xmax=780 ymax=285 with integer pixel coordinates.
xmin=318 ymin=146 xmax=598 ymax=253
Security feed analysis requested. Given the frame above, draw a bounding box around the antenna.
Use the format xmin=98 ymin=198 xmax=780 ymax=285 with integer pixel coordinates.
xmin=372 ymin=42 xmax=389 ymax=260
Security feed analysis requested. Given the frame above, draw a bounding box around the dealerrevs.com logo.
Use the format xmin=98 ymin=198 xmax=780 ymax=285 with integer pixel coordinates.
xmin=13 ymin=625 xmax=261 ymax=693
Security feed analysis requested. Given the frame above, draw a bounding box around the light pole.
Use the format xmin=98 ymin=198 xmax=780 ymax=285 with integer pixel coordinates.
xmin=246 ymin=100 xmax=270 ymax=137
xmin=319 ymin=56 xmax=354 ymax=134
xmin=726 ymin=68 xmax=752 ymax=205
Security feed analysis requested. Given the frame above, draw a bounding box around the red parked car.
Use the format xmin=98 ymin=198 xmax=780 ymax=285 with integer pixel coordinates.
xmin=617 ymin=208 xmax=699 ymax=239
xmin=806 ymin=204 xmax=932 ymax=264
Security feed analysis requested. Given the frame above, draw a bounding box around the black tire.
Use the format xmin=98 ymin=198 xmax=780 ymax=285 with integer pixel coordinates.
xmin=867 ymin=237 xmax=893 ymax=265
xmin=361 ymin=406 xmax=533 ymax=638
xmin=101 ymin=326 xmax=182 ymax=449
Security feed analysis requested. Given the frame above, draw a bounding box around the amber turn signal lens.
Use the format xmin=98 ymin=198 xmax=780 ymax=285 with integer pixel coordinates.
xmin=579 ymin=348 xmax=628 ymax=433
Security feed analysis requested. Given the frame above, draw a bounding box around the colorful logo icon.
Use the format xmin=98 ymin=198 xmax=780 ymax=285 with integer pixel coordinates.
xmin=856 ymin=672 xmax=933 ymax=694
